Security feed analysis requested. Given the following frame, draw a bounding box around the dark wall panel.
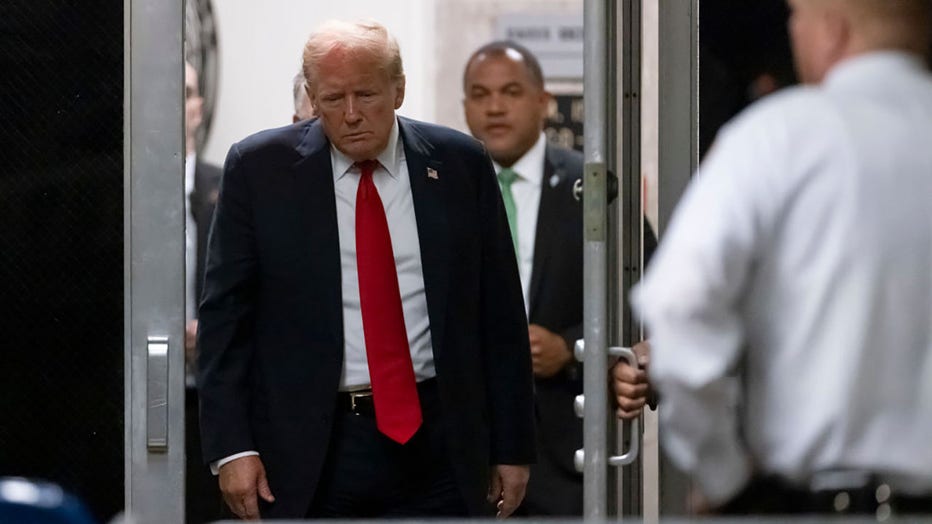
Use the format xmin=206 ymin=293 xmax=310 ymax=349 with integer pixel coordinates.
xmin=0 ymin=2 xmax=124 ymax=521
xmin=698 ymin=0 xmax=794 ymax=158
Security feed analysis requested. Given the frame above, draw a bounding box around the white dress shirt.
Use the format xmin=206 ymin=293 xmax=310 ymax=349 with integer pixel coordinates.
xmin=184 ymin=153 xmax=197 ymax=323
xmin=493 ymin=132 xmax=546 ymax=311
xmin=633 ymin=52 xmax=932 ymax=504
xmin=331 ymin=118 xmax=436 ymax=389
xmin=184 ymin=154 xmax=197 ymax=388
xmin=214 ymin=118 xmax=436 ymax=473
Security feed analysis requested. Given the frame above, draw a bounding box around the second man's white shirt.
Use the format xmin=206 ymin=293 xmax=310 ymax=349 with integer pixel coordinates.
xmin=493 ymin=132 xmax=547 ymax=311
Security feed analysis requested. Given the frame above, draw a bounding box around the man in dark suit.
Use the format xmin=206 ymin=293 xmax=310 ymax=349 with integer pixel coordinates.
xmin=183 ymin=60 xmax=223 ymax=524
xmin=197 ymin=20 xmax=535 ymax=520
xmin=462 ymin=41 xmax=585 ymax=516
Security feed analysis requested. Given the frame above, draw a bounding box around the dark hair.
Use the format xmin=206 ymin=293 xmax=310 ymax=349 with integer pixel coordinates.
xmin=463 ymin=40 xmax=545 ymax=91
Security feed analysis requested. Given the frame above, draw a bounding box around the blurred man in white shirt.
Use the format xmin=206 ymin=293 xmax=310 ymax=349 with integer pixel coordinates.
xmin=632 ymin=0 xmax=932 ymax=516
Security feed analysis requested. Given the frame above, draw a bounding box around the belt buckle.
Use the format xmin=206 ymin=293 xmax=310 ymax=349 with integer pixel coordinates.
xmin=349 ymin=389 xmax=372 ymax=415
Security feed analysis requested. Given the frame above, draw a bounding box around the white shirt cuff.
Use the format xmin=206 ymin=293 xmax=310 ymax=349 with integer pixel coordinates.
xmin=210 ymin=451 xmax=259 ymax=475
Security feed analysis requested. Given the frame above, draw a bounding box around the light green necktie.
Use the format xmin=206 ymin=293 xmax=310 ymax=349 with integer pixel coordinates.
xmin=497 ymin=168 xmax=519 ymax=258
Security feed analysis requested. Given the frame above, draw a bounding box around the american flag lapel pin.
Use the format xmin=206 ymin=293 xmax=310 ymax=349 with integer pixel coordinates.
xmin=426 ymin=167 xmax=439 ymax=180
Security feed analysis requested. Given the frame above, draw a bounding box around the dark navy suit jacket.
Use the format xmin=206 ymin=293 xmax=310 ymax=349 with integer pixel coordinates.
xmin=197 ymin=116 xmax=536 ymax=518
xmin=522 ymin=145 xmax=585 ymax=515
xmin=190 ymin=160 xmax=221 ymax=303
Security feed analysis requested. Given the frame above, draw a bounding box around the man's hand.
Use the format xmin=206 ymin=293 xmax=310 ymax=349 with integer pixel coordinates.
xmin=487 ymin=464 xmax=529 ymax=518
xmin=611 ymin=340 xmax=651 ymax=419
xmin=185 ymin=319 xmax=198 ymax=367
xmin=688 ymin=484 xmax=714 ymax=515
xmin=218 ymin=455 xmax=275 ymax=520
xmin=528 ymin=324 xmax=572 ymax=378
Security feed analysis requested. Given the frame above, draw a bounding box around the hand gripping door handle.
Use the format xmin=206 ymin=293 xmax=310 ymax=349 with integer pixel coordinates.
xmin=572 ymin=341 xmax=640 ymax=471
xmin=607 ymin=345 xmax=640 ymax=466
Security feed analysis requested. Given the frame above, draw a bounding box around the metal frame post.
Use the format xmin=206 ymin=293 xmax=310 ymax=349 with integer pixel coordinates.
xmin=582 ymin=0 xmax=647 ymax=519
xmin=613 ymin=0 xmax=644 ymax=518
xmin=582 ymin=0 xmax=611 ymax=518
xmin=125 ymin=0 xmax=186 ymax=521
xmin=655 ymin=0 xmax=700 ymax=515
xmin=658 ymin=0 xmax=699 ymax=236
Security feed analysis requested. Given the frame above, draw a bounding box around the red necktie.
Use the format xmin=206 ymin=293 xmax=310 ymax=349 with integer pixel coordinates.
xmin=354 ymin=159 xmax=422 ymax=444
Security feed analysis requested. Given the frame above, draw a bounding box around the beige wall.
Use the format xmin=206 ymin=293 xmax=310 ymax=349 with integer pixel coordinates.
xmin=202 ymin=0 xmax=436 ymax=166
xmin=201 ymin=0 xmax=660 ymax=224
xmin=202 ymin=1 xmax=586 ymax=165
xmin=642 ymin=0 xmax=659 ymax=229
xmin=432 ymin=0 xmax=583 ymax=133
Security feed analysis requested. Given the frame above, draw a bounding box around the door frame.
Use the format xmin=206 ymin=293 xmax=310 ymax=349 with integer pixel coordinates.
xmin=654 ymin=0 xmax=700 ymax=515
xmin=124 ymin=0 xmax=186 ymax=521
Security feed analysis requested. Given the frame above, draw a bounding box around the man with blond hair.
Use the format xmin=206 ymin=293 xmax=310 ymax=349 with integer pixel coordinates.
xmin=197 ymin=20 xmax=535 ymax=520
xmin=633 ymin=0 xmax=932 ymax=515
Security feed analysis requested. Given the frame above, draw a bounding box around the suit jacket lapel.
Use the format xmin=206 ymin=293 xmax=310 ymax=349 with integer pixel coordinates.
xmin=292 ymin=121 xmax=344 ymax=348
xmin=399 ymin=118 xmax=449 ymax=356
xmin=528 ymin=147 xmax=562 ymax=320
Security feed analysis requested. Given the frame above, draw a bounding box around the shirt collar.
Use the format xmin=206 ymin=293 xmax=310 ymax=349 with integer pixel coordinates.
xmin=332 ymin=117 xmax=402 ymax=181
xmin=184 ymin=153 xmax=196 ymax=195
xmin=492 ymin=132 xmax=547 ymax=187
xmin=824 ymin=50 xmax=926 ymax=90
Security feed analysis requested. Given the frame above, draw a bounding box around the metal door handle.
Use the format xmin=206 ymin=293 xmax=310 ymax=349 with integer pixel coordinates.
xmin=607 ymin=345 xmax=639 ymax=466
xmin=572 ymin=341 xmax=641 ymax=470
xmin=146 ymin=336 xmax=169 ymax=452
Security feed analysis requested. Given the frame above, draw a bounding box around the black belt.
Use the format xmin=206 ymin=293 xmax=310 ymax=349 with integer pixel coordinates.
xmin=337 ymin=378 xmax=437 ymax=417
xmin=722 ymin=474 xmax=932 ymax=517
